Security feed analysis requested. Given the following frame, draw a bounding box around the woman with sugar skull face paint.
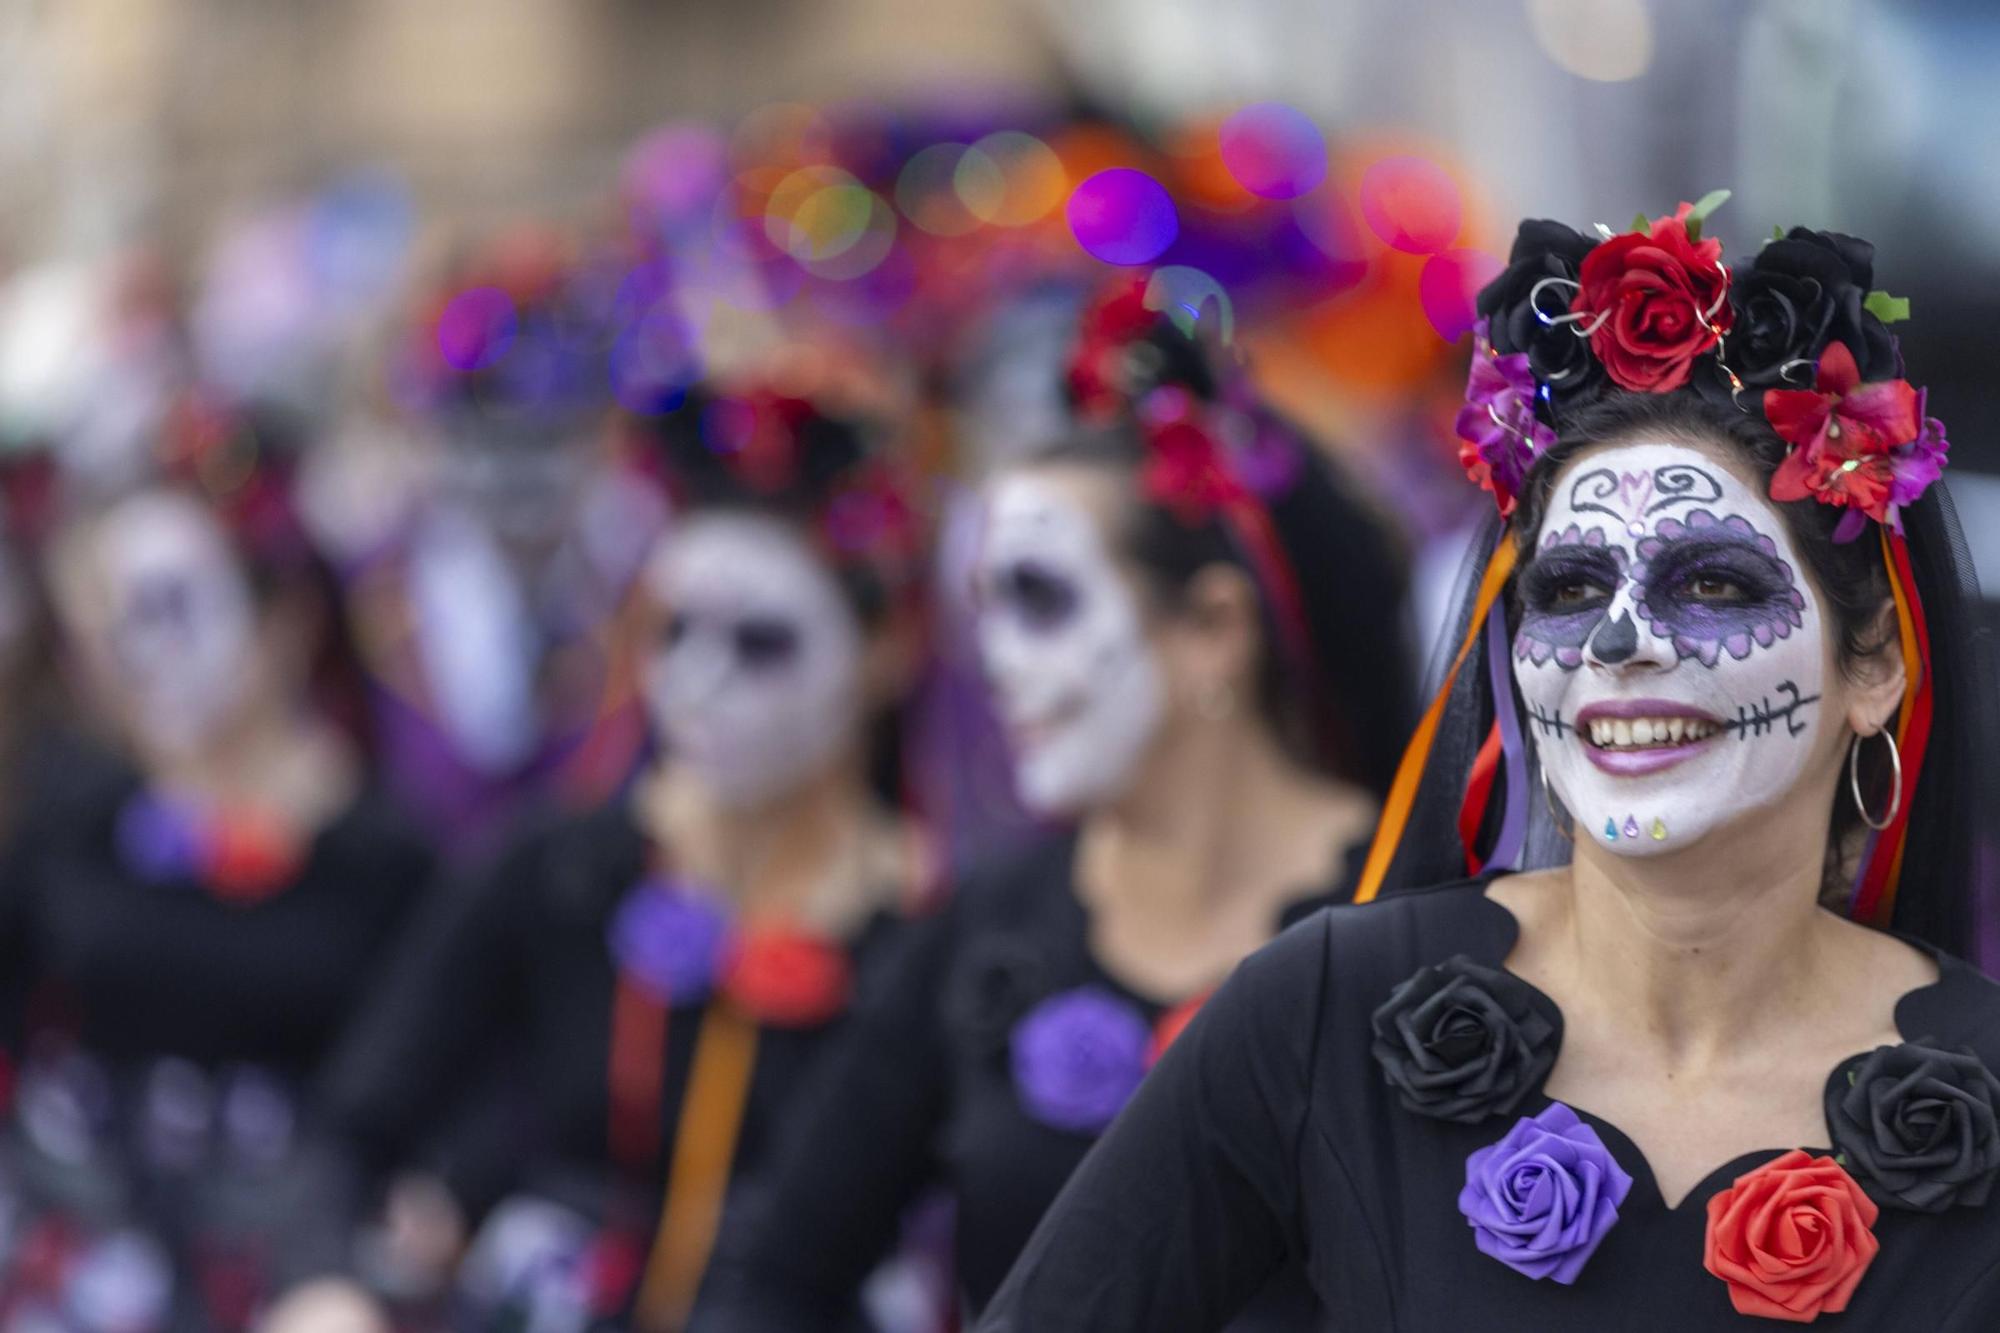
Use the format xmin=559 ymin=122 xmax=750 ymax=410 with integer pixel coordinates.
xmin=4 ymin=401 xmax=434 ymax=1330
xmin=320 ymin=375 xmax=933 ymax=1332
xmin=695 ymin=276 xmax=1416 ymax=1330
xmin=980 ymin=206 xmax=2000 ymax=1332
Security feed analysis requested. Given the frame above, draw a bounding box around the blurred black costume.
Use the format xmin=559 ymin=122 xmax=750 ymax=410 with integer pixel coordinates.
xmin=695 ymin=835 xmax=1352 ymax=1328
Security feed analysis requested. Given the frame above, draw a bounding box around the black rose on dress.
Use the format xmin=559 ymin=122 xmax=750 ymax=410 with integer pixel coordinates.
xmin=1826 ymin=1040 xmax=2000 ymax=1213
xmin=1474 ymin=219 xmax=1604 ymax=406
xmin=1698 ymin=227 xmax=1898 ymax=404
xmin=1370 ymin=955 xmax=1559 ymax=1124
xmin=944 ymin=935 xmax=1050 ymax=1063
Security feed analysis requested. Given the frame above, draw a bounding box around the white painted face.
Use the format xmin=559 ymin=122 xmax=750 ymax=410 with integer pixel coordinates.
xmin=1514 ymin=441 xmax=1826 ymax=854
xmin=973 ymin=473 xmax=1165 ymax=816
xmin=642 ymin=512 xmax=864 ymax=809
xmin=90 ymin=493 xmax=259 ymax=755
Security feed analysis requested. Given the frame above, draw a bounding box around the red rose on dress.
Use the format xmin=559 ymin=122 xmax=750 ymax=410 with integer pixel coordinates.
xmin=720 ymin=926 xmax=853 ymax=1028
xmin=1147 ymin=993 xmax=1208 ymax=1066
xmin=1571 ymin=204 xmax=1732 ymax=393
xmin=1766 ymin=341 xmax=1921 ymax=527
xmin=1703 ymin=1150 xmax=1880 ymax=1323
xmin=203 ymin=807 xmax=305 ymax=905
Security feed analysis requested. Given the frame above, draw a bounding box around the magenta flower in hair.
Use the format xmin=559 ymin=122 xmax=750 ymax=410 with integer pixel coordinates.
xmin=1890 ymin=388 xmax=1950 ymax=514
xmin=1455 ymin=320 xmax=1556 ymax=517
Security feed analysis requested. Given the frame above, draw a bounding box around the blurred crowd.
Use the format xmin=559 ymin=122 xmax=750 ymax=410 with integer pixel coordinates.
xmin=0 ymin=79 xmax=1973 ymax=1331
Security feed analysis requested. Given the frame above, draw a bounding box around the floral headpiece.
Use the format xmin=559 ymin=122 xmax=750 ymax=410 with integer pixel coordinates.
xmin=1455 ymin=194 xmax=1948 ymax=535
xmin=1064 ymin=274 xmax=1335 ymax=753
xmin=656 ymin=385 xmax=926 ymax=593
xmin=1358 ymin=198 xmax=1944 ymax=931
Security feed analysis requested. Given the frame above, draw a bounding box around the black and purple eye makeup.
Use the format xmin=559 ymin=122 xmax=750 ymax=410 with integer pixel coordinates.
xmin=1515 ymin=470 xmax=1807 ymax=674
xmin=992 ymin=559 xmax=1081 ymax=635
xmin=663 ymin=611 xmax=803 ymax=672
xmin=1630 ymin=511 xmax=1807 ymax=667
xmin=1516 ymin=527 xmax=1629 ymax=669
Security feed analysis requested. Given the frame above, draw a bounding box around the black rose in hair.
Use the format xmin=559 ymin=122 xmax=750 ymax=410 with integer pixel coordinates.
xmin=944 ymin=936 xmax=1051 ymax=1064
xmin=1369 ymin=956 xmax=1559 ymax=1124
xmin=1475 ymin=219 xmax=1604 ymax=406
xmin=1698 ymin=228 xmax=1898 ymax=405
xmin=1826 ymin=1040 xmax=2000 ymax=1213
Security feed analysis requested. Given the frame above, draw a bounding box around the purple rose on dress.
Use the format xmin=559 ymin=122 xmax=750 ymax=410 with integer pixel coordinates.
xmin=1010 ymin=987 xmax=1151 ymax=1134
xmin=1458 ymin=1102 xmax=1632 ymax=1284
xmin=605 ymin=879 xmax=731 ymax=1004
xmin=117 ymin=794 xmax=204 ymax=884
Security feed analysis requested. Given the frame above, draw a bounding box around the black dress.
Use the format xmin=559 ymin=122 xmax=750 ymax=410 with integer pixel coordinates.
xmin=0 ymin=746 xmax=434 ymax=1329
xmin=978 ymin=879 xmax=2000 ymax=1331
xmin=696 ymin=834 xmax=1345 ymax=1329
xmin=321 ymin=800 xmax=910 ymax=1320
xmin=1 ymin=762 xmax=431 ymax=1076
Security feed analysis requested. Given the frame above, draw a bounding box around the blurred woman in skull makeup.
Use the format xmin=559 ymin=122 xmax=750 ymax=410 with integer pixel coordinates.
xmin=695 ymin=274 xmax=1417 ymax=1329
xmin=335 ymin=231 xmax=664 ymax=862
xmin=319 ymin=370 xmax=933 ymax=1332
xmin=979 ymin=204 xmax=2000 ymax=1332
xmin=0 ymin=396 xmax=433 ymax=1330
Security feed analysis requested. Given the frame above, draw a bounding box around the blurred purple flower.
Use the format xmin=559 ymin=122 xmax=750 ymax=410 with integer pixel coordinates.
xmin=1010 ymin=987 xmax=1150 ymax=1134
xmin=606 ymin=879 xmax=732 ymax=1004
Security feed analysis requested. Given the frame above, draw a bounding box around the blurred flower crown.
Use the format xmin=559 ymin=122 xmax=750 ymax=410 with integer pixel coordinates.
xmin=1065 ymin=272 xmax=1302 ymax=524
xmin=1455 ymin=192 xmax=1948 ymax=539
xmin=642 ymin=382 xmax=927 ymax=595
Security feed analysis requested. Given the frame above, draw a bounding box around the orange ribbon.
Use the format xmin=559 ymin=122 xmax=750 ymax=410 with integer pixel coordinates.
xmin=1356 ymin=539 xmax=1518 ymax=904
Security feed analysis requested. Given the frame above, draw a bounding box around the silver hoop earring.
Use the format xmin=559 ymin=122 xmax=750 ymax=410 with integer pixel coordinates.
xmin=1540 ymin=764 xmax=1573 ymax=842
xmin=1850 ymin=731 xmax=1904 ymax=831
xmin=1196 ymin=681 xmax=1236 ymax=722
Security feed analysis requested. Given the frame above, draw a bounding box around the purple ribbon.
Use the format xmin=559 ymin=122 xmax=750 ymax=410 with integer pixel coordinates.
xmin=1483 ymin=596 xmax=1530 ymax=869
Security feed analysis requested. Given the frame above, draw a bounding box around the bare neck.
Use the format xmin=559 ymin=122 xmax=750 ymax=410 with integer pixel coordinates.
xmin=1542 ymin=773 xmax=1848 ymax=1065
xmin=1083 ymin=712 xmax=1362 ymax=921
xmin=637 ymin=750 xmax=896 ymax=930
xmin=144 ymin=693 xmax=355 ymax=828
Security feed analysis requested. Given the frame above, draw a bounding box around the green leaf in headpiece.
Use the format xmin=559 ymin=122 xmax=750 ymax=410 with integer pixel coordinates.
xmin=1683 ymin=188 xmax=1732 ymax=242
xmin=1864 ymin=290 xmax=1912 ymax=324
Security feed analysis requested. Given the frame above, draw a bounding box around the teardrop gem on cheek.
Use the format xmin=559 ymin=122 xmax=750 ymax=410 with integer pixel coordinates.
xmin=1603 ymin=818 xmax=1619 ymax=840
xmin=1622 ymin=816 xmax=1640 ymax=840
xmin=1651 ymin=817 xmax=1667 ymax=841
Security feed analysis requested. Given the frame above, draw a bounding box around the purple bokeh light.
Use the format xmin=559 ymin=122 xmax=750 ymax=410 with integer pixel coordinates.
xmin=1419 ymin=248 xmax=1505 ymax=341
xmin=1066 ymin=169 xmax=1179 ymax=266
xmin=1218 ymin=104 xmax=1327 ymax=200
xmin=435 ymin=286 xmax=517 ymax=371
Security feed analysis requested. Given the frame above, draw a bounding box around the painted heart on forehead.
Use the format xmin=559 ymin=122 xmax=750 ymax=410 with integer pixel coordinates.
xmin=1513 ymin=441 xmax=1830 ymax=855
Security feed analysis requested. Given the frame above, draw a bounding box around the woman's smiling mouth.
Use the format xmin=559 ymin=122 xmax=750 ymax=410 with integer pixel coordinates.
xmin=1576 ymin=700 xmax=1724 ymax=776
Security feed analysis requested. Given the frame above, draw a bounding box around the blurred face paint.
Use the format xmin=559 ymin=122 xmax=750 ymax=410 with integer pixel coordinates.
xmin=1514 ymin=442 xmax=1826 ymax=854
xmin=643 ymin=512 xmax=863 ymax=809
xmin=96 ymin=494 xmax=258 ymax=754
xmin=973 ymin=474 xmax=1163 ymax=816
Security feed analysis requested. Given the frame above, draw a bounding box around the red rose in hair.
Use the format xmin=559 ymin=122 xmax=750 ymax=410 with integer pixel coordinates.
xmin=1703 ymin=1150 xmax=1880 ymax=1323
xmin=1140 ymin=418 xmax=1243 ymax=525
xmin=1066 ymin=277 xmax=1157 ymax=418
xmin=721 ymin=927 xmax=852 ymax=1028
xmin=1571 ymin=204 xmax=1733 ymax=393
